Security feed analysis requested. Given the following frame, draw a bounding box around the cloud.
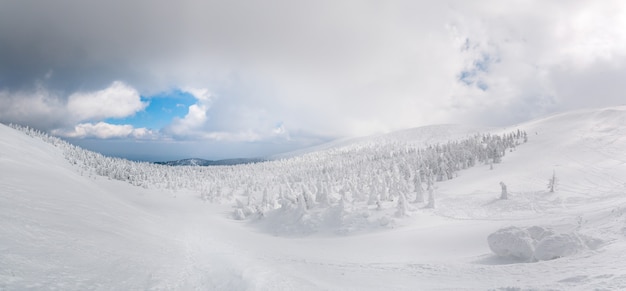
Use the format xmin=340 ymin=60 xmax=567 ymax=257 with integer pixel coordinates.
xmin=0 ymin=85 xmax=68 ymax=130
xmin=0 ymin=81 xmax=147 ymax=130
xmin=164 ymin=103 xmax=210 ymax=137
xmin=437 ymin=0 xmax=626 ymax=126
xmin=67 ymin=81 xmax=147 ymax=121
xmin=53 ymin=122 xmax=157 ymax=139
xmin=161 ymin=88 xmax=212 ymax=138
xmin=162 ymin=87 xmax=292 ymax=142
xmin=2 ymin=1 xmax=626 ymax=159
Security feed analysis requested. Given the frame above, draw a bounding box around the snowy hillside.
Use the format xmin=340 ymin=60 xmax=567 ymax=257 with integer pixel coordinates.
xmin=2 ymin=106 xmax=626 ymax=290
xmin=271 ymin=124 xmax=488 ymax=159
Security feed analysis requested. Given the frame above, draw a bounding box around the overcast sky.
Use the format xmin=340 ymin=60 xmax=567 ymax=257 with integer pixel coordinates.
xmin=1 ymin=0 xmax=625 ymax=161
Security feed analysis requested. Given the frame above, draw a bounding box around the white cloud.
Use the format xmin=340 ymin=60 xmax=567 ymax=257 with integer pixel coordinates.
xmin=183 ymin=87 xmax=213 ymax=104
xmin=164 ymin=103 xmax=209 ymax=137
xmin=0 ymin=81 xmax=149 ymax=131
xmin=0 ymin=86 xmax=67 ymax=129
xmin=3 ymin=1 xmax=626 ymax=158
xmin=203 ymin=131 xmax=261 ymax=142
xmin=162 ymin=88 xmax=213 ymax=138
xmin=161 ymin=87 xmax=297 ymax=142
xmin=427 ymin=0 xmax=626 ymax=126
xmin=53 ymin=122 xmax=157 ymax=139
xmin=67 ymin=81 xmax=147 ymax=121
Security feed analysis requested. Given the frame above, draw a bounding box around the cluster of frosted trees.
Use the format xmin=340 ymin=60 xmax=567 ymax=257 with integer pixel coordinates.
xmin=10 ymin=124 xmax=526 ymax=219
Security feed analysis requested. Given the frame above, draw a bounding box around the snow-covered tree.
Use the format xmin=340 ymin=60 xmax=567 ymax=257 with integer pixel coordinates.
xmin=499 ymin=181 xmax=508 ymax=200
xmin=395 ymin=191 xmax=409 ymax=217
xmin=302 ymin=186 xmax=315 ymax=209
xmin=413 ymin=173 xmax=424 ymax=203
xmin=425 ymin=175 xmax=435 ymax=209
xmin=296 ymin=193 xmax=308 ymax=214
xmin=316 ymin=183 xmax=331 ymax=207
xmin=548 ymin=170 xmax=557 ymax=193
xmin=7 ymin=123 xmax=527 ymax=221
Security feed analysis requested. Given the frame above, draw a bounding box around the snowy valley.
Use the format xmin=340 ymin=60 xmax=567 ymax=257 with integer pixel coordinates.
xmin=2 ymin=106 xmax=626 ymax=290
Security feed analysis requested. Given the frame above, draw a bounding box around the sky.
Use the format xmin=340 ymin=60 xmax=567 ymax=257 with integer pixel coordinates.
xmin=1 ymin=0 xmax=626 ymax=161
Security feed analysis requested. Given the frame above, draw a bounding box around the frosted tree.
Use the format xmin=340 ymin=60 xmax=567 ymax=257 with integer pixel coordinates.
xmin=425 ymin=175 xmax=435 ymax=209
xmin=367 ymin=185 xmax=379 ymax=205
xmin=547 ymin=170 xmax=557 ymax=193
xmin=380 ymin=186 xmax=390 ymax=201
xmin=316 ymin=184 xmax=331 ymax=207
xmin=395 ymin=191 xmax=409 ymax=217
xmin=413 ymin=173 xmax=424 ymax=203
xmin=302 ymin=186 xmax=315 ymax=209
xmin=7 ymin=123 xmax=527 ymax=219
xmin=499 ymin=181 xmax=508 ymax=200
xmin=261 ymin=188 xmax=269 ymax=207
xmin=296 ymin=193 xmax=308 ymax=214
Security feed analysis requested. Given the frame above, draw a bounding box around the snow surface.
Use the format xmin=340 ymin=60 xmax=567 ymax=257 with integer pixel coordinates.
xmin=2 ymin=106 xmax=626 ymax=290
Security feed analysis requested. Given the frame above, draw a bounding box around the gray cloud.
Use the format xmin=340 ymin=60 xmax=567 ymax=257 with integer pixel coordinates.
xmin=1 ymin=0 xmax=626 ymax=158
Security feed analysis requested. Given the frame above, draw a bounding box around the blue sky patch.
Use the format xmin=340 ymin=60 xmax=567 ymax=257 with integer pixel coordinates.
xmin=458 ymin=53 xmax=497 ymax=91
xmin=474 ymin=53 xmax=495 ymax=72
xmin=105 ymin=89 xmax=196 ymax=130
xmin=476 ymin=80 xmax=488 ymax=91
xmin=458 ymin=70 xmax=474 ymax=85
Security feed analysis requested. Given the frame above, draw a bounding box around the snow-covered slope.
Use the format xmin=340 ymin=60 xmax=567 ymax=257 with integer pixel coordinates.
xmin=272 ymin=124 xmax=488 ymax=159
xmin=2 ymin=106 xmax=626 ymax=290
xmin=0 ymin=125 xmax=307 ymax=290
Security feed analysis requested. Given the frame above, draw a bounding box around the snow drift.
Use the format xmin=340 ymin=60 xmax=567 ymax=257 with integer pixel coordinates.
xmin=487 ymin=226 xmax=601 ymax=261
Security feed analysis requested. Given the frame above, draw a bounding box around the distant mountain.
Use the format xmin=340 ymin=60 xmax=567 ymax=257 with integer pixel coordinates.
xmin=154 ymin=157 xmax=265 ymax=166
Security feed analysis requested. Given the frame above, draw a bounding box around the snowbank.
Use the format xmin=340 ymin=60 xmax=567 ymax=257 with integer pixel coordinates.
xmin=487 ymin=226 xmax=600 ymax=261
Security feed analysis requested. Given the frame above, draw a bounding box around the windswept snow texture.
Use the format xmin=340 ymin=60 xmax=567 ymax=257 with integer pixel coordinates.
xmin=2 ymin=106 xmax=626 ymax=290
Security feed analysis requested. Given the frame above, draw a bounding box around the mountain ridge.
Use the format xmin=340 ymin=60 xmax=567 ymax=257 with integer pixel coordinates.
xmin=154 ymin=157 xmax=265 ymax=166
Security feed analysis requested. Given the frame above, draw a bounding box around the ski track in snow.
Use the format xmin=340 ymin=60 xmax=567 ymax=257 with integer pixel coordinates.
xmin=3 ymin=106 xmax=626 ymax=290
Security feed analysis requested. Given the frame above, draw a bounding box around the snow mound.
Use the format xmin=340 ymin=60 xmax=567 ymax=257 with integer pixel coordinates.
xmin=488 ymin=226 xmax=600 ymax=261
xmin=487 ymin=226 xmax=537 ymax=260
xmin=534 ymin=233 xmax=586 ymax=261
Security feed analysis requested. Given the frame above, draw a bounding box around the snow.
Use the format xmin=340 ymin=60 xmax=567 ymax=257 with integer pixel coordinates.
xmin=2 ymin=106 xmax=626 ymax=290
xmin=487 ymin=226 xmax=597 ymax=262
xmin=488 ymin=226 xmax=537 ymax=261
xmin=533 ymin=233 xmax=587 ymax=261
